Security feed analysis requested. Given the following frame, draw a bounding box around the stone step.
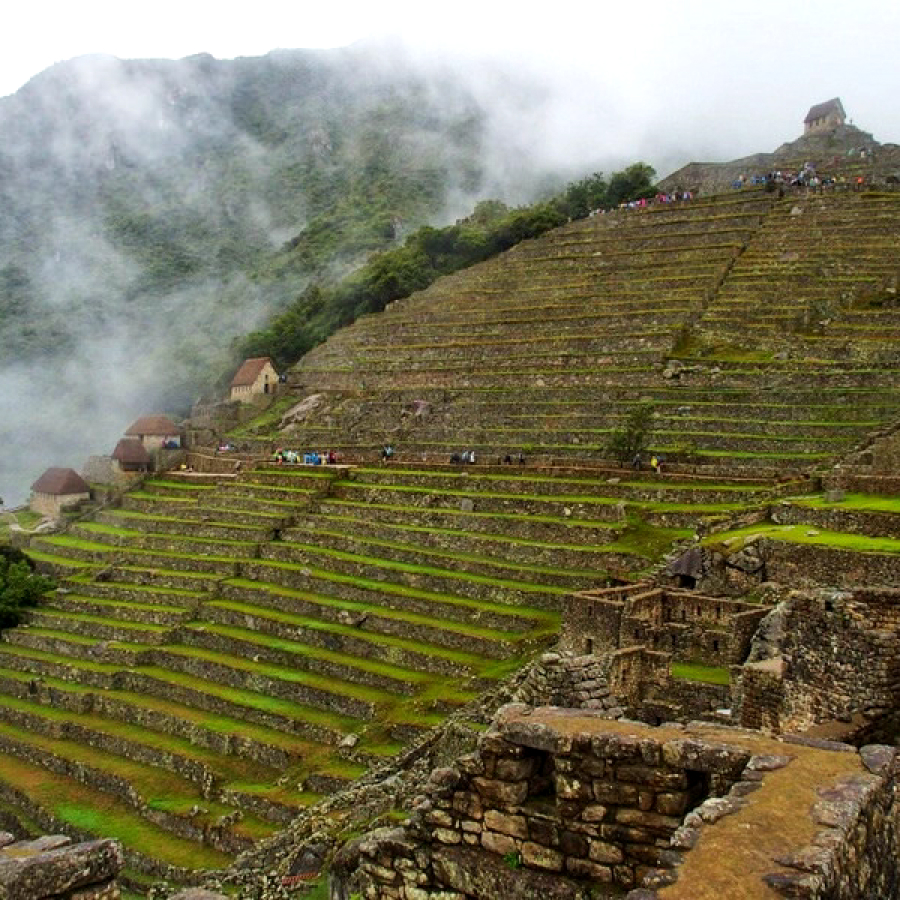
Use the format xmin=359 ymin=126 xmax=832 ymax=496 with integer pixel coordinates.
xmin=146 ymin=645 xmax=386 ymax=721
xmin=314 ymin=498 xmax=622 ymax=545
xmin=200 ymin=598 xmax=484 ymax=678
xmin=29 ymin=536 xmax=243 ymax=577
xmin=255 ymin=541 xmax=566 ymax=612
xmin=25 ymin=609 xmax=174 ymax=644
xmin=285 ymin=513 xmax=625 ymax=572
xmin=177 ymin=621 xmax=424 ymax=696
xmin=0 ymin=749 xmax=234 ymax=875
xmin=343 ymin=467 xmax=777 ymax=503
xmin=0 ymin=644 xmax=354 ymax=745
xmin=0 ymin=661 xmax=330 ymax=771
xmin=47 ymin=592 xmax=198 ymax=625
xmin=269 ymin=528 xmax=605 ymax=592
xmin=219 ymin=578 xmax=539 ymax=661
xmin=96 ymin=510 xmax=275 ymax=542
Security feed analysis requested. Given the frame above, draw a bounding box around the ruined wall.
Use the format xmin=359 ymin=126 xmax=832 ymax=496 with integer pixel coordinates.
xmin=738 ymin=589 xmax=900 ymax=735
xmin=356 ymin=709 xmax=900 ymax=900
xmin=514 ymin=649 xmax=725 ymax=725
xmin=358 ymin=708 xmax=753 ymax=898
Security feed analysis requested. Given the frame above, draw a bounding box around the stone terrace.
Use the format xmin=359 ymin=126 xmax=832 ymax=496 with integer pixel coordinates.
xmin=9 ymin=183 xmax=900 ymax=889
xmin=12 ymin=466 xmax=563 ymax=883
xmin=701 ymin=191 xmax=900 ymax=356
xmin=230 ymin=190 xmax=900 ymax=476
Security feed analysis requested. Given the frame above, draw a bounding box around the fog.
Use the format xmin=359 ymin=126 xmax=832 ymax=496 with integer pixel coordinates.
xmin=2 ymin=5 xmax=899 ymax=507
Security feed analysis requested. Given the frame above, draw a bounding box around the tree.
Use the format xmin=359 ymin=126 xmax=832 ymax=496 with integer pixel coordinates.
xmin=0 ymin=548 xmax=53 ymax=629
xmin=606 ymin=162 xmax=657 ymax=208
xmin=606 ymin=403 xmax=655 ymax=465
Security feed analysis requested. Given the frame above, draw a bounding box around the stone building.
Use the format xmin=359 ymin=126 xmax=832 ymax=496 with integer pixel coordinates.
xmin=111 ymin=437 xmax=152 ymax=474
xmin=230 ymin=356 xmax=278 ymax=402
xmin=562 ymin=583 xmax=768 ymax=668
xmin=29 ymin=467 xmax=91 ymax=518
xmin=124 ymin=414 xmax=181 ymax=451
xmin=803 ymin=97 xmax=846 ymax=134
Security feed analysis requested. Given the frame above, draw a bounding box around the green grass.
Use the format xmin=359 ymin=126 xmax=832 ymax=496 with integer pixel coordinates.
xmin=671 ymin=662 xmax=730 ymax=685
xmin=795 ymin=493 xmax=900 ymax=513
xmin=704 ymin=523 xmax=900 ymax=554
xmin=0 ymin=752 xmax=231 ymax=869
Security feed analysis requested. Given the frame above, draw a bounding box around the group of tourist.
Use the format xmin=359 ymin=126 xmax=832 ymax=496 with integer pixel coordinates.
xmin=272 ymin=448 xmax=339 ymax=466
xmin=732 ymin=165 xmax=866 ymax=194
xmin=588 ymin=190 xmax=694 ymax=217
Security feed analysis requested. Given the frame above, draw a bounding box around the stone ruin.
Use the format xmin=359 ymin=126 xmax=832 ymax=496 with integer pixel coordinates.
xmin=562 ymin=582 xmax=768 ymax=668
xmin=0 ymin=833 xmax=122 ymax=899
xmin=736 ymin=586 xmax=900 ymax=742
xmin=357 ymin=706 xmax=900 ymax=900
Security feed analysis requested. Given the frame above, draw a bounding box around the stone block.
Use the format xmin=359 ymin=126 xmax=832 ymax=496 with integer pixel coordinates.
xmin=662 ymin=739 xmax=749 ymax=775
xmin=527 ymin=817 xmax=559 ymax=847
xmin=655 ymin=792 xmax=689 ymax=816
xmin=0 ymin=838 xmax=123 ymax=900
xmin=554 ymin=773 xmax=592 ymax=800
xmin=615 ymin=809 xmax=682 ymax=833
xmin=425 ymin=809 xmax=455 ymax=829
xmin=559 ymin=829 xmax=589 ymax=858
xmin=581 ymin=803 xmax=608 ymax=823
xmin=521 ymin=841 xmax=564 ymax=872
xmin=451 ymin=790 xmax=483 ymax=820
xmin=434 ymin=828 xmax=462 ymax=845
xmin=593 ymin=781 xmax=639 ymax=805
xmin=566 ymin=857 xmax=613 ymax=881
xmin=481 ymin=830 xmax=517 ymax=856
xmin=473 ymin=777 xmax=528 ymax=806
xmin=494 ymin=757 xmax=536 ymax=781
xmin=589 ymin=839 xmax=625 ymax=864
xmin=483 ymin=810 xmax=528 ymax=839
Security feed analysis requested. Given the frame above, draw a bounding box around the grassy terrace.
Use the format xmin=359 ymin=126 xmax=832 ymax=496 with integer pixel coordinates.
xmin=703 ymin=523 xmax=900 ymax=554
xmin=0 ymin=752 xmax=232 ymax=871
xmin=793 ymin=493 xmax=900 ymax=513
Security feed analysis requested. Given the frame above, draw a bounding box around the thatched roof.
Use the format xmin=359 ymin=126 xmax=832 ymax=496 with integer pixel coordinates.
xmin=125 ymin=415 xmax=179 ymax=436
xmin=112 ymin=438 xmax=151 ymax=465
xmin=804 ymin=98 xmax=845 ymax=124
xmin=231 ymin=356 xmax=276 ymax=387
xmin=31 ymin=467 xmax=90 ymax=495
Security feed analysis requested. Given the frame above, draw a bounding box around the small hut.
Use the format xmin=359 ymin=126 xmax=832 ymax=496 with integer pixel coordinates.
xmin=804 ymin=98 xmax=846 ymax=134
xmin=111 ymin=438 xmax=152 ymax=473
xmin=30 ymin=468 xmax=91 ymax=518
xmin=230 ymin=357 xmax=279 ymax=402
xmin=124 ymin=415 xmax=181 ymax=451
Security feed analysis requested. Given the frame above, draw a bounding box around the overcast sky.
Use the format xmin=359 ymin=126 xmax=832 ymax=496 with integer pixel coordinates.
xmin=4 ymin=0 xmax=900 ymax=168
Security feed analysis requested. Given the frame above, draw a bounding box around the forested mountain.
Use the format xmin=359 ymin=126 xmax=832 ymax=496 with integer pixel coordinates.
xmin=0 ymin=43 xmax=604 ymax=505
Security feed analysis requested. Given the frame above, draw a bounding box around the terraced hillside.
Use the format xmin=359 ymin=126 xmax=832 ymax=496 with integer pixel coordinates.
xmin=242 ymin=187 xmax=900 ymax=474
xmin=8 ymin=185 xmax=900 ymax=887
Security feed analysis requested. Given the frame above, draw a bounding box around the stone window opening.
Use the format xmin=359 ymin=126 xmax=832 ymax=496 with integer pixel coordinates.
xmin=522 ymin=748 xmax=556 ymax=814
xmin=684 ymin=768 xmax=713 ymax=814
xmin=585 ymin=637 xmax=594 ymax=655
xmin=712 ymin=639 xmax=720 ymax=652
